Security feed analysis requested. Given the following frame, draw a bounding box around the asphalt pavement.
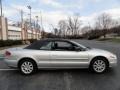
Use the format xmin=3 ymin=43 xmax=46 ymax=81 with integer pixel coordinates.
xmin=0 ymin=40 xmax=120 ymax=90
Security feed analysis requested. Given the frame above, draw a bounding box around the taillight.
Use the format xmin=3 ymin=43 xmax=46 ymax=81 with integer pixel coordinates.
xmin=5 ymin=51 xmax=11 ymax=57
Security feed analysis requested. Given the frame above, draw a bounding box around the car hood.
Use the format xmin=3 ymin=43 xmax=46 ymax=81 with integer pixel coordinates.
xmin=87 ymin=48 xmax=115 ymax=56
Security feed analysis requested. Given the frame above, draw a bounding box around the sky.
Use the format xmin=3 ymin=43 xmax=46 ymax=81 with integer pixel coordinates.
xmin=2 ymin=0 xmax=120 ymax=32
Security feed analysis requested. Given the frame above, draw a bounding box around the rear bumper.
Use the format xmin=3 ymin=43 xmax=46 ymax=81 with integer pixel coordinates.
xmin=4 ymin=59 xmax=18 ymax=68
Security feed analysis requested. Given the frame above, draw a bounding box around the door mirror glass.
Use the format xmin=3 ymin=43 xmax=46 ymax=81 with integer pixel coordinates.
xmin=74 ymin=47 xmax=81 ymax=51
xmin=74 ymin=46 xmax=86 ymax=51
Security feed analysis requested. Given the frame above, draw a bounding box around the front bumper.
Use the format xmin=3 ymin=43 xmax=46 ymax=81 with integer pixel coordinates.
xmin=109 ymin=58 xmax=117 ymax=67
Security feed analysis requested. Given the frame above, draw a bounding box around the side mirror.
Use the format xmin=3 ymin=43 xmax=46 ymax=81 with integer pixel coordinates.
xmin=75 ymin=47 xmax=82 ymax=51
xmin=86 ymin=46 xmax=91 ymax=49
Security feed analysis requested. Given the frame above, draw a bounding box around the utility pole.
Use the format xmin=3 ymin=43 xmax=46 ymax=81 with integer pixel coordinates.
xmin=40 ymin=11 xmax=44 ymax=38
xmin=40 ymin=11 xmax=43 ymax=30
xmin=21 ymin=10 xmax=23 ymax=23
xmin=20 ymin=10 xmax=24 ymax=40
xmin=35 ymin=16 xmax=38 ymax=29
xmin=35 ymin=16 xmax=38 ymax=39
xmin=27 ymin=6 xmax=31 ymax=29
xmin=0 ymin=0 xmax=2 ymax=40
xmin=27 ymin=5 xmax=32 ymax=39
xmin=0 ymin=0 xmax=2 ymax=17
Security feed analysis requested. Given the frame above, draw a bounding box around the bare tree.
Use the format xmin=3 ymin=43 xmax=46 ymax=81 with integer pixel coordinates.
xmin=111 ymin=19 xmax=120 ymax=36
xmin=58 ymin=20 xmax=67 ymax=37
xmin=95 ymin=13 xmax=112 ymax=38
xmin=50 ymin=24 xmax=58 ymax=36
xmin=67 ymin=15 xmax=82 ymax=36
xmin=81 ymin=22 xmax=91 ymax=34
xmin=81 ymin=26 xmax=90 ymax=34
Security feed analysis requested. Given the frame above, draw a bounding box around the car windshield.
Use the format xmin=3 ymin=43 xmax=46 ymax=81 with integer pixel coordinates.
xmin=70 ymin=41 xmax=90 ymax=50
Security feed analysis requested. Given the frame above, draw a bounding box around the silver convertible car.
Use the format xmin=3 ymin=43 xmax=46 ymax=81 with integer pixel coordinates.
xmin=4 ymin=39 xmax=117 ymax=75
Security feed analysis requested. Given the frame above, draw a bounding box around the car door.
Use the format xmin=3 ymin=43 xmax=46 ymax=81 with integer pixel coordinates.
xmin=35 ymin=41 xmax=52 ymax=68
xmin=50 ymin=41 xmax=89 ymax=68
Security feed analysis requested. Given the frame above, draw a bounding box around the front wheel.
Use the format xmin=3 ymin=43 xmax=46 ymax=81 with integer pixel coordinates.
xmin=90 ymin=58 xmax=108 ymax=73
xmin=19 ymin=60 xmax=37 ymax=75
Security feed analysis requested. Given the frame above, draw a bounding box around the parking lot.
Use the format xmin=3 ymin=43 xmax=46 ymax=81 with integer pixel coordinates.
xmin=0 ymin=40 xmax=120 ymax=90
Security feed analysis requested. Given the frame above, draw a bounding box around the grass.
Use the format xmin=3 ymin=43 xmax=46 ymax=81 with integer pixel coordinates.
xmin=109 ymin=38 xmax=120 ymax=43
xmin=98 ymin=37 xmax=120 ymax=43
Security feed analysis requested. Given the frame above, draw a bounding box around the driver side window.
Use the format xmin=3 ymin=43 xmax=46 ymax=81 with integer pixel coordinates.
xmin=52 ymin=41 xmax=75 ymax=51
xmin=40 ymin=42 xmax=52 ymax=50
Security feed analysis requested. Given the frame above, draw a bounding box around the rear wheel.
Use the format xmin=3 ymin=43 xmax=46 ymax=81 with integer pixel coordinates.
xmin=19 ymin=59 xmax=37 ymax=75
xmin=90 ymin=58 xmax=109 ymax=73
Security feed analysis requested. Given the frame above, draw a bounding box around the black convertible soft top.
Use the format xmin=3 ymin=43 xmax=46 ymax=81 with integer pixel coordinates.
xmin=24 ymin=39 xmax=70 ymax=50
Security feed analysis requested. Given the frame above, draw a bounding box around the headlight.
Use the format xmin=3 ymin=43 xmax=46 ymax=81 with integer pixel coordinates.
xmin=109 ymin=54 xmax=117 ymax=59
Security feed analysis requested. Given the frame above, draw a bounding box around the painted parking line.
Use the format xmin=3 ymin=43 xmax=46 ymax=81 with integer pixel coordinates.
xmin=0 ymin=55 xmax=4 ymax=60
xmin=0 ymin=55 xmax=4 ymax=58
xmin=0 ymin=57 xmax=4 ymax=60
xmin=0 ymin=57 xmax=4 ymax=59
xmin=0 ymin=69 xmax=18 ymax=71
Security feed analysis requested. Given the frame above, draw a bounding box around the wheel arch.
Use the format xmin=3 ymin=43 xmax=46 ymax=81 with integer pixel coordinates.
xmin=17 ymin=57 xmax=38 ymax=68
xmin=89 ymin=56 xmax=109 ymax=67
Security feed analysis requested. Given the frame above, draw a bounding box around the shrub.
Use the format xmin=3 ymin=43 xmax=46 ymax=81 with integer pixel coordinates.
xmin=88 ymin=35 xmax=101 ymax=40
xmin=0 ymin=40 xmax=23 ymax=47
xmin=28 ymin=39 xmax=37 ymax=43
xmin=0 ymin=39 xmax=39 ymax=47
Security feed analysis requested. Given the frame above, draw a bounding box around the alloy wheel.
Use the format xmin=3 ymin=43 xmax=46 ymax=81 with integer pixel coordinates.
xmin=93 ymin=60 xmax=106 ymax=73
xmin=21 ymin=61 xmax=34 ymax=74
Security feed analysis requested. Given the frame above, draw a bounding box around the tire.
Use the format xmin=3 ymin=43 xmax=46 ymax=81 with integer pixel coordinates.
xmin=90 ymin=57 xmax=109 ymax=73
xmin=19 ymin=59 xmax=37 ymax=75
